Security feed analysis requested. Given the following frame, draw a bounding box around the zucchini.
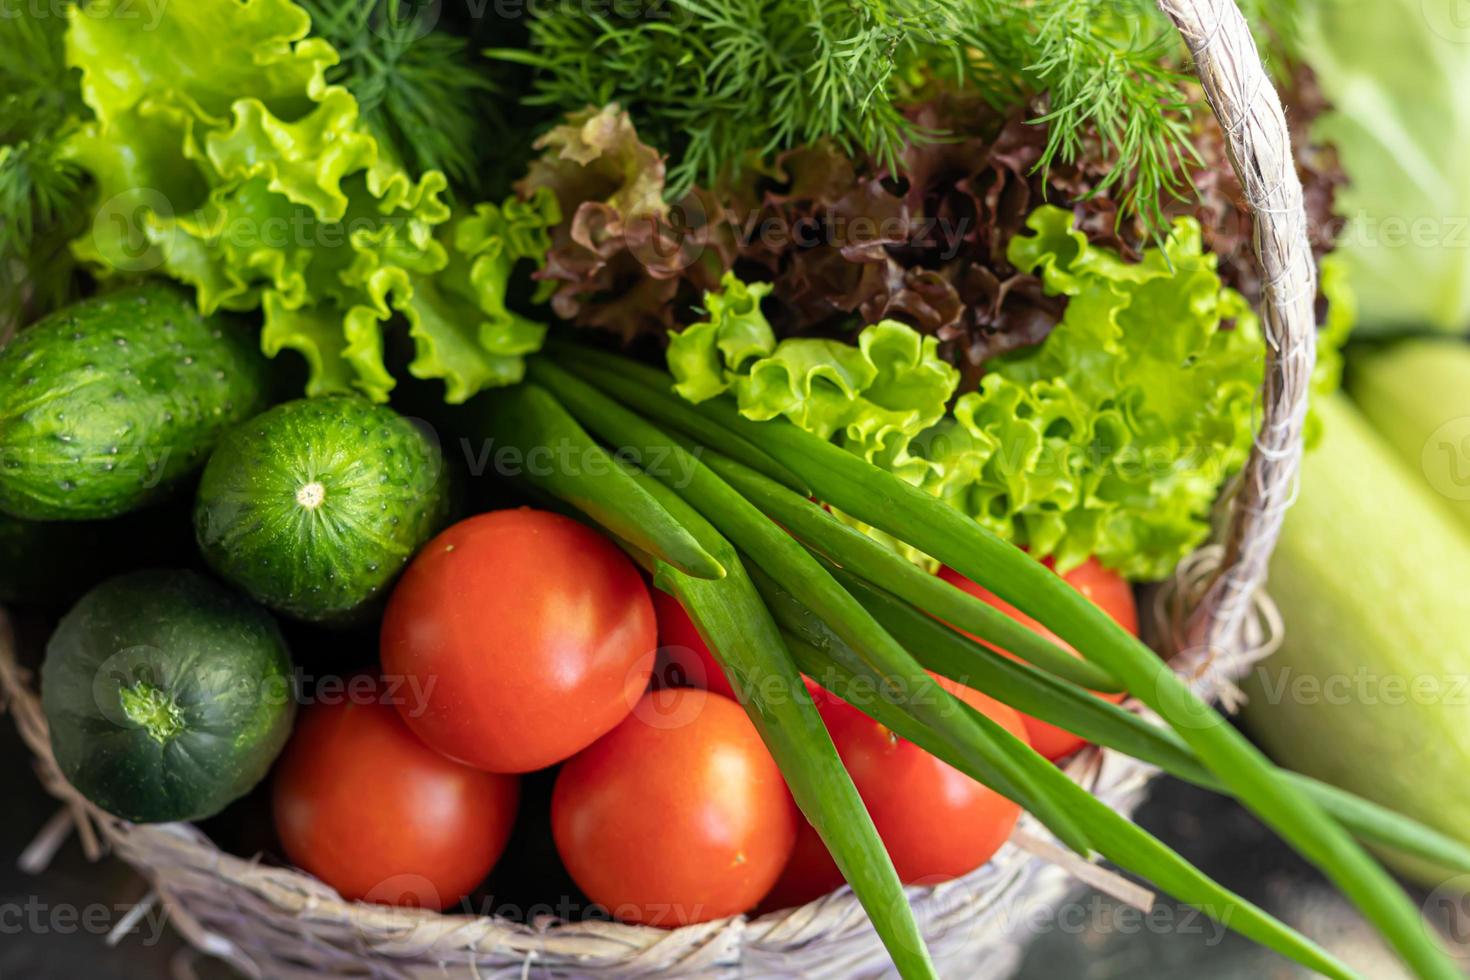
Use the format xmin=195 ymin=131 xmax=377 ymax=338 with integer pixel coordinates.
xmin=0 ymin=285 xmax=270 ymax=520
xmin=1242 ymin=394 xmax=1470 ymax=883
xmin=41 ymin=570 xmax=296 ymax=823
xmin=194 ymin=396 xmax=450 ymax=623
xmin=1350 ymin=338 xmax=1470 ymax=534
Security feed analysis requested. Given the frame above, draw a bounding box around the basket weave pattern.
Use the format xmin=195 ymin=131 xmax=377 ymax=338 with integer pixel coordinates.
xmin=0 ymin=0 xmax=1316 ymax=975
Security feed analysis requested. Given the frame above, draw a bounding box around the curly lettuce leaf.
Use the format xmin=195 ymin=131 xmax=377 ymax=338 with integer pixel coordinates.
xmin=62 ymin=0 xmax=549 ymax=402
xmin=667 ymin=274 xmax=777 ymax=402
xmin=668 ymin=272 xmax=959 ymax=474
xmin=520 ymin=103 xmax=667 ymax=222
xmin=672 ymin=206 xmax=1351 ymax=582
xmin=916 ymin=206 xmax=1263 ymax=579
xmin=402 ymin=190 xmax=560 ymax=402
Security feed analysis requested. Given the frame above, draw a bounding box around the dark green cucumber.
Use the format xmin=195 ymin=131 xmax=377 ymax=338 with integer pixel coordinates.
xmin=194 ymin=396 xmax=450 ymax=623
xmin=0 ymin=284 xmax=270 ymax=520
xmin=41 ymin=570 xmax=296 ymax=823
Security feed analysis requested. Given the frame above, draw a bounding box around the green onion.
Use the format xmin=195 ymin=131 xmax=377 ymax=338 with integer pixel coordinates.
xmin=475 ymin=380 xmax=939 ymax=979
xmin=703 ymin=449 xmax=1123 ymax=692
xmin=547 ymin=340 xmax=812 ymax=496
xmin=842 ymin=568 xmax=1470 ymax=876
xmin=551 ymin=346 xmax=1462 ymax=980
xmin=774 ymin=626 xmax=1359 ymax=980
xmin=669 ymin=383 xmax=1461 ymax=980
xmin=528 ymin=357 xmax=1097 ymax=856
xmin=538 ymin=354 xmax=1387 ymax=980
xmin=472 ymin=384 xmax=725 ymax=579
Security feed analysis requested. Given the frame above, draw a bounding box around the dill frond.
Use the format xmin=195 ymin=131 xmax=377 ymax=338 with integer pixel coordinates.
xmin=501 ymin=0 xmax=1300 ymax=233
xmin=1 ymin=3 xmax=91 ymax=325
xmin=298 ymin=0 xmax=502 ymax=196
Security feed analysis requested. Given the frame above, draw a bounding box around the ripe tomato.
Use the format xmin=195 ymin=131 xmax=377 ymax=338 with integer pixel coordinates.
xmin=651 ymin=587 xmax=736 ymax=699
xmin=650 ymin=589 xmax=838 ymax=708
xmin=937 ymin=556 xmax=1137 ymax=760
xmin=272 ymin=688 xmax=518 ymax=909
xmin=381 ymin=509 xmax=656 ymax=772
xmin=763 ymin=676 xmax=1027 ymax=909
xmin=552 ymin=688 xmax=798 ymax=927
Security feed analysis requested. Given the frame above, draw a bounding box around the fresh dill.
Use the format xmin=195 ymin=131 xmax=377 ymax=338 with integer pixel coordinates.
xmin=297 ymin=0 xmax=503 ymax=197
xmin=1 ymin=5 xmax=91 ymax=328
xmin=496 ymin=0 xmax=1301 ymax=232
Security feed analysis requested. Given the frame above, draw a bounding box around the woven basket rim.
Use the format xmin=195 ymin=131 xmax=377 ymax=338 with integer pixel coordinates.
xmin=0 ymin=0 xmax=1318 ymax=974
xmin=0 ymin=615 xmax=1202 ymax=975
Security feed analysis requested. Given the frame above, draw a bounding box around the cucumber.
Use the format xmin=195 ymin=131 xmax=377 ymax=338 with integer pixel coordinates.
xmin=194 ymin=396 xmax=450 ymax=623
xmin=41 ymin=570 xmax=296 ymax=823
xmin=0 ymin=284 xmax=270 ymax=520
xmin=1349 ymin=338 xmax=1470 ymax=535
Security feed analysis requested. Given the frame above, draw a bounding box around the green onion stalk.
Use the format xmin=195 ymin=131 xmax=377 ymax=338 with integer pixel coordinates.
xmin=462 ymin=347 xmax=1463 ymax=980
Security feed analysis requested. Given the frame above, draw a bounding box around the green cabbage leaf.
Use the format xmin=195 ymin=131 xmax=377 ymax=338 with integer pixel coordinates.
xmin=1301 ymin=0 xmax=1470 ymax=334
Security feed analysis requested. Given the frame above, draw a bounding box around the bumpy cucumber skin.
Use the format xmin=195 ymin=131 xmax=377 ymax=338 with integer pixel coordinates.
xmin=41 ymin=570 xmax=296 ymax=824
xmin=0 ymin=285 xmax=270 ymax=520
xmin=194 ymin=396 xmax=450 ymax=623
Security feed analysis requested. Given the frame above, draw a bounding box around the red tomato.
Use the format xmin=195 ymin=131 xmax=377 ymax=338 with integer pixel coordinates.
xmin=937 ymin=556 xmax=1137 ymax=760
xmin=763 ymin=676 xmax=1027 ymax=908
xmin=272 ymin=688 xmax=519 ymax=909
xmin=552 ymin=688 xmax=798 ymax=927
xmin=651 ymin=587 xmax=736 ymax=699
xmin=381 ymin=509 xmax=656 ymax=773
xmin=757 ymin=817 xmax=845 ymax=911
xmin=650 ymin=589 xmax=839 ymax=709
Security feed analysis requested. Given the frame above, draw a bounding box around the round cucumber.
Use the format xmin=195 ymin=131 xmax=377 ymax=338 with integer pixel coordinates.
xmin=41 ymin=570 xmax=296 ymax=823
xmin=194 ymin=396 xmax=450 ymax=623
xmin=0 ymin=284 xmax=270 ymax=520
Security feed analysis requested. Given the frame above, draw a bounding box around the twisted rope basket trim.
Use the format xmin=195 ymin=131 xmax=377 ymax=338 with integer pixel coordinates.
xmin=0 ymin=0 xmax=1316 ymax=975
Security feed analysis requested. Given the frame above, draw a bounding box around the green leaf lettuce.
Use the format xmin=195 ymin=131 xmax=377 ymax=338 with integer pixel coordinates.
xmin=671 ymin=207 xmax=1355 ymax=581
xmin=63 ymin=0 xmax=555 ymax=402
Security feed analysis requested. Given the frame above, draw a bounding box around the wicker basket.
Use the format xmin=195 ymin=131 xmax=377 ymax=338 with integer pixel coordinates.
xmin=0 ymin=0 xmax=1319 ymax=976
